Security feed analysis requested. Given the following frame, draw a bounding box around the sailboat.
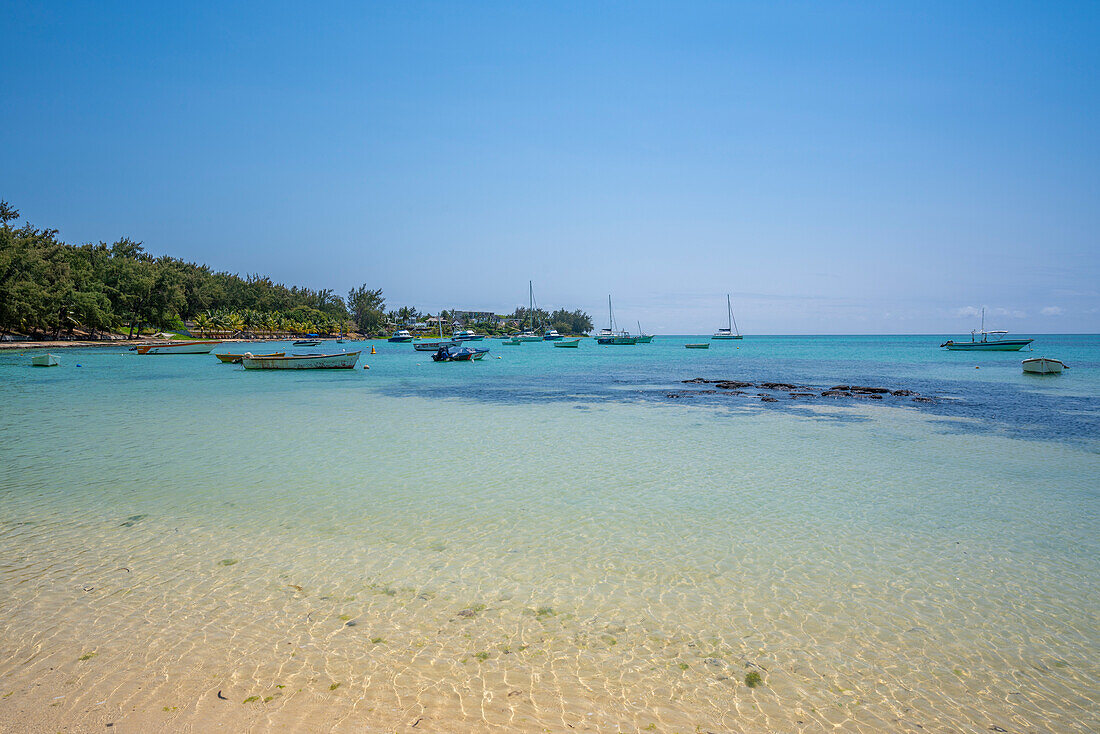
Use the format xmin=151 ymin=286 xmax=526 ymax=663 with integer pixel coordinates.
xmin=940 ymin=308 xmax=1033 ymax=351
xmin=515 ymin=281 xmax=542 ymax=341
xmin=712 ymin=295 xmax=743 ymax=340
xmin=635 ymin=321 xmax=653 ymax=343
xmin=596 ymin=296 xmax=638 ymax=345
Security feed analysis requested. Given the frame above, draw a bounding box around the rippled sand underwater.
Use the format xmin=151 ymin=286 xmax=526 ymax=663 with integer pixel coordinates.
xmin=1 ymin=347 xmax=1098 ymax=732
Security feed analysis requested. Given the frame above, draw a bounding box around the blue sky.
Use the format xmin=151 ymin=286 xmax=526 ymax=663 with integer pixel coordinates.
xmin=2 ymin=1 xmax=1098 ymax=333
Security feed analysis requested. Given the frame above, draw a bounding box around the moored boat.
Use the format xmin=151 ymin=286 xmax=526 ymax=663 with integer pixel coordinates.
xmin=431 ymin=345 xmax=490 ymax=362
xmin=685 ymin=343 xmax=710 ymax=349
xmin=293 ymin=339 xmax=321 ymax=346
xmin=454 ymin=329 xmax=484 ymax=341
xmin=635 ymin=322 xmax=653 ymax=343
xmin=596 ymin=296 xmax=638 ymax=344
xmin=542 ymin=328 xmax=563 ymax=341
xmin=387 ymin=330 xmax=414 ymax=342
xmin=712 ymin=295 xmax=743 ymax=340
xmin=31 ymin=353 xmax=60 ymax=367
xmin=135 ymin=340 xmax=222 ymax=355
xmin=241 ymin=351 xmax=361 ymax=370
xmin=941 ymin=309 xmax=1033 ymax=351
xmin=1022 ymin=357 xmax=1067 ymax=374
xmin=554 ymin=338 xmax=581 ymax=348
xmin=215 ymin=351 xmax=285 ymax=363
xmin=414 ymin=340 xmax=459 ymax=351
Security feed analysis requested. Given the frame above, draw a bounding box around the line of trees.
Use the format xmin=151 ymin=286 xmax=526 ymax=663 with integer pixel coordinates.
xmin=0 ymin=201 xmax=386 ymax=339
xmin=509 ymin=307 xmax=593 ymax=335
xmin=0 ymin=200 xmax=592 ymax=340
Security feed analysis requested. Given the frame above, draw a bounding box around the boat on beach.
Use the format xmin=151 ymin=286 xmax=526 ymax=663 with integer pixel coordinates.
xmin=135 ymin=340 xmax=222 ymax=354
xmin=31 ymin=353 xmax=60 ymax=366
xmin=1022 ymin=357 xmax=1067 ymax=374
xmin=941 ymin=308 xmax=1033 ymax=351
xmin=215 ymin=351 xmax=285 ymax=363
xmin=240 ymin=351 xmax=361 ymax=369
xmin=712 ymin=295 xmax=743 ymax=340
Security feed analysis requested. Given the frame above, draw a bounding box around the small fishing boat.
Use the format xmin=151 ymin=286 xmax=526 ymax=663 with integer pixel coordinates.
xmin=454 ymin=329 xmax=484 ymax=341
xmin=941 ymin=308 xmax=1033 ymax=351
xmin=431 ymin=345 xmax=490 ymax=362
xmin=502 ymin=337 xmax=523 ymax=345
xmin=293 ymin=339 xmax=321 ymax=346
xmin=685 ymin=343 xmax=710 ymax=349
xmin=387 ymin=330 xmax=414 ymax=342
xmin=1022 ymin=357 xmax=1067 ymax=374
xmin=542 ymin=328 xmax=563 ymax=341
xmin=241 ymin=351 xmax=361 ymax=370
xmin=712 ymin=295 xmax=743 ymax=340
xmin=215 ymin=351 xmax=285 ymax=363
xmin=135 ymin=340 xmax=222 ymax=355
xmin=31 ymin=353 xmax=60 ymax=367
xmin=554 ymin=338 xmax=581 ymax=348
xmin=516 ymin=331 xmax=542 ymax=342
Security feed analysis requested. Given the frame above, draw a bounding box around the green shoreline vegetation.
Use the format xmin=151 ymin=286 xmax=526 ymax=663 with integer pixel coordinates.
xmin=0 ymin=201 xmax=591 ymax=341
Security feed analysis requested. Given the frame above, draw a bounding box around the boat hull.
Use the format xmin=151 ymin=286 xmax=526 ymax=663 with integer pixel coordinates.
xmin=31 ymin=353 xmax=60 ymax=366
xmin=136 ymin=341 xmax=221 ymax=354
xmin=413 ymin=340 xmax=458 ymax=351
xmin=635 ymin=335 xmax=653 ymax=343
xmin=1022 ymin=358 xmax=1066 ymax=374
xmin=942 ymin=339 xmax=1033 ymax=351
xmin=241 ymin=351 xmax=361 ymax=369
xmin=596 ymin=336 xmax=637 ymax=345
xmin=554 ymin=339 xmax=581 ymax=348
xmin=215 ymin=352 xmax=284 ymax=363
xmin=712 ymin=335 xmax=742 ymax=340
xmin=455 ymin=335 xmax=484 ymax=341
xmin=685 ymin=343 xmax=710 ymax=349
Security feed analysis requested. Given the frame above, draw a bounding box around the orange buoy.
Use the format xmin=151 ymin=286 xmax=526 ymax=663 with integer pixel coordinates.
xmin=363 ymin=364 xmax=370 ymax=369
xmin=370 ymin=345 xmax=376 ymax=354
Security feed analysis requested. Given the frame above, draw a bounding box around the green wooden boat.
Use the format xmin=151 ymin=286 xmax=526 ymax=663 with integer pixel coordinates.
xmin=685 ymin=343 xmax=710 ymax=349
xmin=554 ymin=338 xmax=581 ymax=348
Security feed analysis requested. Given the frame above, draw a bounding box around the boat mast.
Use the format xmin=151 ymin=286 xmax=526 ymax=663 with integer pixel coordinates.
xmin=529 ymin=280 xmax=534 ymax=332
xmin=608 ymin=295 xmax=614 ymax=333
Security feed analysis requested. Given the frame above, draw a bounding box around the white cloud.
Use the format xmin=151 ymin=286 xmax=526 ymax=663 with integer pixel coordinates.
xmin=1040 ymin=306 xmax=1063 ymax=316
xmin=952 ymin=305 xmax=1026 ymax=319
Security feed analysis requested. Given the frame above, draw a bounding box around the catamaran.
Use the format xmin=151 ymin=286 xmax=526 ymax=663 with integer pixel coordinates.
xmin=940 ymin=308 xmax=1033 ymax=351
xmin=712 ymin=295 xmax=742 ymax=340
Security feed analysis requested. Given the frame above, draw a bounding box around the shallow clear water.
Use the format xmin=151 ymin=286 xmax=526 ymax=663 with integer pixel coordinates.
xmin=1 ymin=336 xmax=1097 ymax=732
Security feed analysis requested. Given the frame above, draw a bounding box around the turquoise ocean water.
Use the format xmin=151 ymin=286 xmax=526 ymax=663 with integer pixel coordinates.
xmin=1 ymin=335 xmax=1097 ymax=732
